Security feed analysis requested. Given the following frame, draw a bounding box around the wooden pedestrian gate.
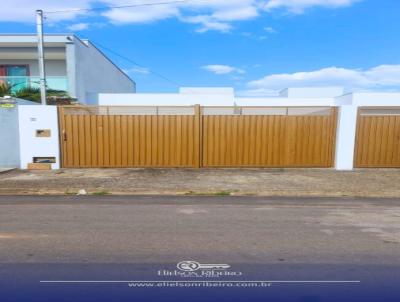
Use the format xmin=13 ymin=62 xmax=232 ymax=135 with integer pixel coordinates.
xmin=59 ymin=106 xmax=338 ymax=168
xmin=354 ymin=108 xmax=400 ymax=168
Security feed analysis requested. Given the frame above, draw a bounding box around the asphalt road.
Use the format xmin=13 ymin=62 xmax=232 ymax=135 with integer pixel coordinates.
xmin=0 ymin=195 xmax=399 ymax=301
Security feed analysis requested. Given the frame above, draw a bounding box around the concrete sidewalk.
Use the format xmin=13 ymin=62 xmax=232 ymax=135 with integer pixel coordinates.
xmin=0 ymin=168 xmax=399 ymax=197
xmin=0 ymin=168 xmax=16 ymax=174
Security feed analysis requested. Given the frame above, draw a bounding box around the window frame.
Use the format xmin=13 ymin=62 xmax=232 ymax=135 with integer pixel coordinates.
xmin=0 ymin=64 xmax=30 ymax=76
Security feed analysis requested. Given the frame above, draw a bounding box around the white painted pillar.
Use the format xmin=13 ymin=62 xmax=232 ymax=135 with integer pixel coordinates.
xmin=18 ymin=105 xmax=60 ymax=169
xmin=335 ymin=105 xmax=358 ymax=170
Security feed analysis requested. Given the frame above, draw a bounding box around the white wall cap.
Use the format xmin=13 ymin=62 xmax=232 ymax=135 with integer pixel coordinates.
xmin=235 ymin=97 xmax=338 ymax=107
xmin=179 ymin=87 xmax=234 ymax=95
xmin=281 ymin=87 xmax=345 ymax=98
xmin=98 ymin=93 xmax=234 ymax=106
xmin=341 ymin=92 xmax=400 ymax=106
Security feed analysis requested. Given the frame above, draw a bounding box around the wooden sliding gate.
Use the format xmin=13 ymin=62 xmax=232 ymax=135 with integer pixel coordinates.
xmin=354 ymin=107 xmax=400 ymax=168
xmin=202 ymin=107 xmax=337 ymax=167
xmin=59 ymin=106 xmax=201 ymax=168
xmin=59 ymin=106 xmax=337 ymax=168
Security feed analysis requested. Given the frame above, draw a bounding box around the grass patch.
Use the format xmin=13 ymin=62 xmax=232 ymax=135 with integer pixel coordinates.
xmin=213 ymin=191 xmax=232 ymax=196
xmin=92 ymin=190 xmax=111 ymax=196
xmin=65 ymin=189 xmax=77 ymax=195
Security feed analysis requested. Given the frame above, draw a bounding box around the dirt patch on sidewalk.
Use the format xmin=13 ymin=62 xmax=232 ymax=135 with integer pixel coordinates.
xmin=0 ymin=168 xmax=399 ymax=197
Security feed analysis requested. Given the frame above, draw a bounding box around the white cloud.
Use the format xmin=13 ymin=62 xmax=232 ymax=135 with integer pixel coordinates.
xmin=242 ymin=65 xmax=400 ymax=96
xmin=264 ymin=26 xmax=277 ymax=33
xmin=202 ymin=65 xmax=245 ymax=75
xmin=263 ymin=0 xmax=361 ymax=14
xmin=124 ymin=66 xmax=150 ymax=75
xmin=212 ymin=5 xmax=259 ymax=21
xmin=102 ymin=3 xmax=179 ymax=24
xmin=237 ymin=88 xmax=280 ymax=97
xmin=0 ymin=1 xmax=92 ymax=23
xmin=0 ymin=0 xmax=362 ymax=33
xmin=67 ymin=23 xmax=89 ymax=31
xmin=182 ymin=15 xmax=232 ymax=33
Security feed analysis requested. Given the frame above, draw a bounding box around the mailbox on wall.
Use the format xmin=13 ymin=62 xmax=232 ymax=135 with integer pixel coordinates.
xmin=36 ymin=129 xmax=51 ymax=137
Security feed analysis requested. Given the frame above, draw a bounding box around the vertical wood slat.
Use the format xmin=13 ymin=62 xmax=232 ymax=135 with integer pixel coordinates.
xmin=97 ymin=116 xmax=104 ymax=167
xmin=84 ymin=115 xmax=92 ymax=167
xmin=90 ymin=115 xmax=97 ymax=167
xmin=115 ymin=116 xmax=122 ymax=167
xmin=163 ymin=116 xmax=170 ymax=166
xmin=194 ymin=105 xmax=201 ymax=168
xmin=65 ymin=115 xmax=74 ymax=167
xmin=58 ymin=107 xmax=66 ymax=167
xmin=102 ymin=116 xmax=110 ymax=166
xmin=328 ymin=108 xmax=338 ymax=167
xmin=392 ymin=117 xmax=400 ymax=166
xmin=151 ymin=115 xmax=158 ymax=166
xmin=144 ymin=116 xmax=151 ymax=166
xmin=71 ymin=115 xmax=79 ymax=167
xmin=133 ymin=116 xmax=140 ymax=165
xmin=108 ymin=115 xmax=116 ymax=167
xmin=355 ymin=112 xmax=400 ymax=167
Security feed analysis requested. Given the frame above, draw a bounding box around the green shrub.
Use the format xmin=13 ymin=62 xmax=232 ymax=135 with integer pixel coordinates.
xmin=0 ymin=82 xmax=11 ymax=97
xmin=13 ymin=87 xmax=70 ymax=103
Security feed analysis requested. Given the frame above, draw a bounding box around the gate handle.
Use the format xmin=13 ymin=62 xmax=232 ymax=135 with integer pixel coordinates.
xmin=62 ymin=130 xmax=67 ymax=141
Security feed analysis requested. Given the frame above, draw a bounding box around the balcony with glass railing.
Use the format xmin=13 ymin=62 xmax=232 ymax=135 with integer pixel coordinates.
xmin=0 ymin=76 xmax=68 ymax=93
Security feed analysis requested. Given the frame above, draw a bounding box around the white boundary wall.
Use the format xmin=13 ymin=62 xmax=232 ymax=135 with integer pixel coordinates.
xmin=18 ymin=105 xmax=60 ymax=169
xmin=98 ymin=93 xmax=235 ymax=106
xmin=15 ymin=89 xmax=400 ymax=170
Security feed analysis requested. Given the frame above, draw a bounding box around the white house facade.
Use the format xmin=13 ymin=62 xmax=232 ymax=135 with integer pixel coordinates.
xmin=0 ymin=34 xmax=136 ymax=104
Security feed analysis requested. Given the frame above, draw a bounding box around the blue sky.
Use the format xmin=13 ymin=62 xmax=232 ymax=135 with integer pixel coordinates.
xmin=1 ymin=0 xmax=400 ymax=95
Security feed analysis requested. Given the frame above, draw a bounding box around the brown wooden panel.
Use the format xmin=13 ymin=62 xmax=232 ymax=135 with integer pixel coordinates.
xmin=59 ymin=106 xmax=337 ymax=168
xmin=84 ymin=116 xmax=92 ymax=167
xmin=71 ymin=115 xmax=80 ymax=167
xmin=59 ymin=110 xmax=198 ymax=168
xmin=97 ymin=116 xmax=104 ymax=167
xmin=355 ymin=114 xmax=400 ymax=167
xmin=90 ymin=115 xmax=98 ymax=167
xmin=115 ymin=116 xmax=122 ymax=167
xmin=202 ymin=109 xmax=336 ymax=167
xmin=102 ymin=115 xmax=110 ymax=166
xmin=121 ymin=116 xmax=128 ymax=166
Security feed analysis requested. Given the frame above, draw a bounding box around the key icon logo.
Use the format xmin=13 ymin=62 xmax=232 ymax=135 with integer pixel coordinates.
xmin=177 ymin=261 xmax=230 ymax=272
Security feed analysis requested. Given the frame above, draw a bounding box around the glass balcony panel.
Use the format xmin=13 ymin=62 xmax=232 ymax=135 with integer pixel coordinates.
xmin=0 ymin=76 xmax=68 ymax=93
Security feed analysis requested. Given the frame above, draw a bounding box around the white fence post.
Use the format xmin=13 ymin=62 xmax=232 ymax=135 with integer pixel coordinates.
xmin=335 ymin=105 xmax=358 ymax=170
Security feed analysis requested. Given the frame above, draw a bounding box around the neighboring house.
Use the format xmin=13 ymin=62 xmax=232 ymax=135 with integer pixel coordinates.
xmin=0 ymin=34 xmax=136 ymax=104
